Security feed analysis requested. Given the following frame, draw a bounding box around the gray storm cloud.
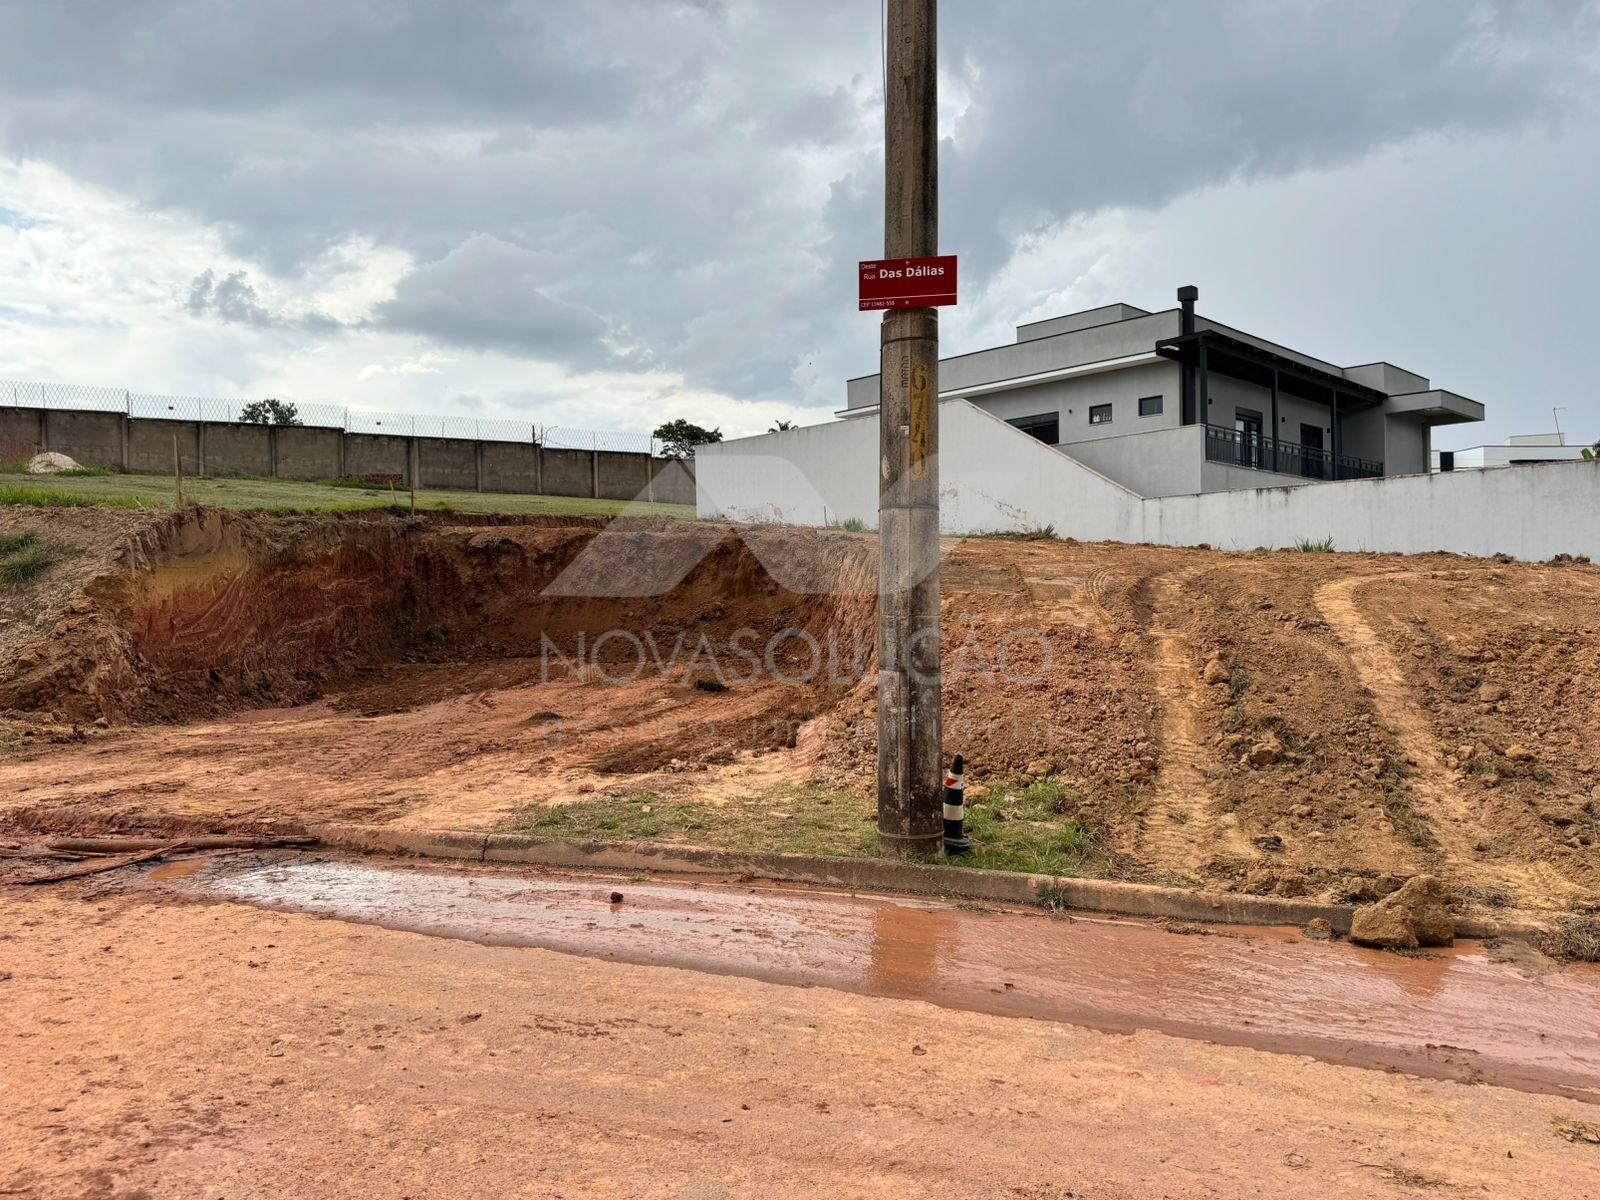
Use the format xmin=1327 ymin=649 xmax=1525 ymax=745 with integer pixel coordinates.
xmin=1 ymin=0 xmax=1595 ymax=417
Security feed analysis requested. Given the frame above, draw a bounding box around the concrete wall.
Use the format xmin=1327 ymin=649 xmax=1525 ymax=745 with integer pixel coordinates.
xmin=596 ymin=450 xmax=651 ymax=501
xmin=273 ymin=425 xmax=344 ymax=480
xmin=129 ymin=419 xmax=199 ymax=474
xmin=696 ymin=399 xmax=1600 ymax=562
xmin=5 ymin=404 xmax=691 ymax=507
xmin=416 ymin=438 xmax=478 ymax=491
xmin=650 ymin=457 xmax=698 ymax=506
xmin=1062 ymin=424 xmax=1203 ymax=497
xmin=697 ymin=401 xmax=1144 ymax=541
xmin=540 ymin=448 xmax=595 ymax=498
xmin=343 ymin=433 xmax=411 ymax=481
xmin=1145 ymin=460 xmax=1600 ymax=560
xmin=200 ymin=422 xmax=273 ymax=478
xmin=481 ymin=442 xmax=539 ymax=492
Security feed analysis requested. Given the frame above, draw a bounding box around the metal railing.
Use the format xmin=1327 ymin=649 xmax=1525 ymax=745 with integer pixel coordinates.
xmin=1204 ymin=423 xmax=1382 ymax=481
xmin=2 ymin=379 xmax=660 ymax=455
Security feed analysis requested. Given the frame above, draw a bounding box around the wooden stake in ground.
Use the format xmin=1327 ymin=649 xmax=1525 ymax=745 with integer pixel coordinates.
xmin=409 ymin=436 xmax=418 ymax=515
xmin=876 ymin=0 xmax=943 ymax=855
xmin=173 ymin=433 xmax=184 ymax=509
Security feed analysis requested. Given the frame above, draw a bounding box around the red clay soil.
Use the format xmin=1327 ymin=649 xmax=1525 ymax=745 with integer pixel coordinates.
xmin=7 ymin=879 xmax=1597 ymax=1199
xmin=0 ymin=506 xmax=1597 ymax=911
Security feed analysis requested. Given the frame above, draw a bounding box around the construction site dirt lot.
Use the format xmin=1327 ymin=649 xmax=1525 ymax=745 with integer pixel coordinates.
xmin=1 ymin=505 xmax=1598 ymax=913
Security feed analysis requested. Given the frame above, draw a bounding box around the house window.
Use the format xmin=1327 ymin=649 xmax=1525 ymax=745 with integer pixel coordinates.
xmin=1006 ymin=411 xmax=1059 ymax=445
xmin=1088 ymin=403 xmax=1113 ymax=426
xmin=1138 ymin=395 xmax=1163 ymax=417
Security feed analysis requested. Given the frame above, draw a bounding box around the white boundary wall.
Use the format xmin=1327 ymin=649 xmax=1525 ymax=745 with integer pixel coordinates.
xmin=696 ymin=400 xmax=1600 ymax=562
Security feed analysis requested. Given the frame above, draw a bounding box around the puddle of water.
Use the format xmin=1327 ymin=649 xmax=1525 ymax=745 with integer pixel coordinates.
xmin=178 ymin=857 xmax=1600 ymax=1102
xmin=147 ymin=857 xmax=210 ymax=883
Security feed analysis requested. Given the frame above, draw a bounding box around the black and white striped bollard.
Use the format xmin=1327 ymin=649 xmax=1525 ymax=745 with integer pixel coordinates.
xmin=943 ymin=754 xmax=972 ymax=855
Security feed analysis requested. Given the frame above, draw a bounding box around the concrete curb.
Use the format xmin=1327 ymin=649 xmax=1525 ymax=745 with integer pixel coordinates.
xmin=309 ymin=822 xmax=1370 ymax=931
xmin=305 ymin=824 xmax=1549 ymax=939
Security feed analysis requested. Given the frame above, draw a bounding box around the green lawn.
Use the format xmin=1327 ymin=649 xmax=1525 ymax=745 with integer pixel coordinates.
xmin=0 ymin=471 xmax=696 ymax=519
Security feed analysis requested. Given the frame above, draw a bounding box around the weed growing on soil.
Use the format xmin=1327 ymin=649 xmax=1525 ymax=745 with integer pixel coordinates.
xmin=951 ymin=777 xmax=1114 ymax=876
xmin=1293 ymin=536 xmax=1336 ymax=553
xmin=975 ymin=524 xmax=1058 ymax=542
xmin=1381 ymin=795 xmax=1440 ymax=852
xmin=1539 ymin=916 xmax=1600 ymax=963
xmin=0 ymin=534 xmax=63 ymax=586
xmin=0 ymin=483 xmax=142 ymax=509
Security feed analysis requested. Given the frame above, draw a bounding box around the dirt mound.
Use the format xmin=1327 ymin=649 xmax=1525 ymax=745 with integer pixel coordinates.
xmin=2 ymin=507 xmax=1597 ymax=912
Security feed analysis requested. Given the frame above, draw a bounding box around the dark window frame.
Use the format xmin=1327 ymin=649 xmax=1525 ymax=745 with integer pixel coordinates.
xmin=1088 ymin=403 xmax=1113 ymax=426
xmin=1006 ymin=411 xmax=1060 ymax=445
xmin=1137 ymin=395 xmax=1163 ymax=417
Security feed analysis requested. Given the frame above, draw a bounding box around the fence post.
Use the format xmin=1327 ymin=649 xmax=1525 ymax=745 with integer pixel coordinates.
xmin=120 ymin=391 xmax=131 ymax=472
xmin=196 ymin=417 xmax=207 ymax=478
xmin=269 ymin=423 xmax=279 ymax=478
xmin=534 ymin=428 xmax=544 ymax=496
xmin=591 ymin=435 xmax=599 ymax=499
xmin=474 ymin=437 xmax=484 ymax=493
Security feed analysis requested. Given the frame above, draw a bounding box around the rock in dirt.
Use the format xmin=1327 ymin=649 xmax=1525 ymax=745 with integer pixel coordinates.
xmin=1244 ymin=736 xmax=1284 ymax=767
xmin=1302 ymin=918 xmax=1334 ymax=940
xmin=1505 ymin=744 xmax=1536 ymax=762
xmin=1202 ymin=658 xmax=1231 ymax=686
xmin=1349 ymin=875 xmax=1455 ymax=950
xmin=26 ymin=451 xmax=82 ymax=474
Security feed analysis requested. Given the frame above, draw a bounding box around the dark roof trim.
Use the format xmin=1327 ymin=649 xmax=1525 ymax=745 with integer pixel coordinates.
xmin=1155 ymin=329 xmax=1388 ymax=405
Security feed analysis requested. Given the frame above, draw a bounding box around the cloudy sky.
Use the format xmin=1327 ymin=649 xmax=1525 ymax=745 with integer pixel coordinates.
xmin=1 ymin=1 xmax=1597 ymax=447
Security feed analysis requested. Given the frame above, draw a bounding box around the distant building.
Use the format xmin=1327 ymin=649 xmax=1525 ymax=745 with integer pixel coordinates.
xmin=838 ymin=285 xmax=1484 ymax=497
xmin=1432 ymin=432 xmax=1594 ymax=472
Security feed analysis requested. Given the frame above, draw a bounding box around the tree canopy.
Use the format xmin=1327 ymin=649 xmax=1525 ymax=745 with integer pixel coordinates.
xmin=239 ymin=398 xmax=302 ymax=426
xmin=653 ymin=418 xmax=722 ymax=457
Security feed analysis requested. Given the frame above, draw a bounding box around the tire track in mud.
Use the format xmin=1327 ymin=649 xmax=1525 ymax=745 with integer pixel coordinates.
xmin=1314 ymin=573 xmax=1585 ymax=904
xmin=1136 ymin=569 xmax=1255 ymax=879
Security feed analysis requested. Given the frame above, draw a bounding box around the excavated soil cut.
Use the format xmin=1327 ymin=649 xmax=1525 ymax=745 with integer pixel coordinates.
xmin=1 ymin=506 xmax=1597 ymax=913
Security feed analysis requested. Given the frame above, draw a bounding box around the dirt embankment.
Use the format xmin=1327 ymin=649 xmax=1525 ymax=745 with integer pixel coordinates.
xmin=0 ymin=508 xmax=876 ymax=729
xmin=1 ymin=506 xmax=1597 ymax=912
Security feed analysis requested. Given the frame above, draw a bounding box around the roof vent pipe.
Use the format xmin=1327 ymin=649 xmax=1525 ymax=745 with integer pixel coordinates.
xmin=1177 ymin=284 xmax=1198 ymax=336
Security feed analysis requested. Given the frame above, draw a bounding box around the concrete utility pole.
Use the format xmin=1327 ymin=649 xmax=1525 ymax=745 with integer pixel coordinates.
xmin=876 ymin=0 xmax=942 ymax=854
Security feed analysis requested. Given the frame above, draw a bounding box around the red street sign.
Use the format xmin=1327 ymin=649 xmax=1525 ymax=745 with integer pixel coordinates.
xmin=859 ymin=255 xmax=957 ymax=310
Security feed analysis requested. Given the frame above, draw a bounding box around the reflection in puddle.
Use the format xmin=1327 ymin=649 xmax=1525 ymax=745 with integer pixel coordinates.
xmin=178 ymin=857 xmax=1600 ymax=1102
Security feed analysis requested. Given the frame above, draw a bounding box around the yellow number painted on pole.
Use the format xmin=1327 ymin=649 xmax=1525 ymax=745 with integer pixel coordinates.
xmin=909 ymin=362 xmax=930 ymax=481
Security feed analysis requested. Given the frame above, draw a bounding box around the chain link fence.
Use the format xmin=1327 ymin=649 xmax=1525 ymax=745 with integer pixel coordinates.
xmin=2 ymin=379 xmax=660 ymax=455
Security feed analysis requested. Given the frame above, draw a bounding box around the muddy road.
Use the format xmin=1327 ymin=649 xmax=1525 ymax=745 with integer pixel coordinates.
xmin=4 ymin=860 xmax=1599 ymax=1199
xmin=178 ymin=854 xmax=1600 ymax=1103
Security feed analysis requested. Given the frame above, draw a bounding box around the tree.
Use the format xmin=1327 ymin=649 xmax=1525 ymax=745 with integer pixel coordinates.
xmin=239 ymin=398 xmax=302 ymax=426
xmin=653 ymin=418 xmax=722 ymax=458
xmin=1582 ymin=440 xmax=1599 ymax=462
xmin=768 ymin=419 xmax=797 ymax=433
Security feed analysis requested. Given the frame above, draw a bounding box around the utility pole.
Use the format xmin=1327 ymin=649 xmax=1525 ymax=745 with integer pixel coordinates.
xmin=876 ymin=0 xmax=942 ymax=855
